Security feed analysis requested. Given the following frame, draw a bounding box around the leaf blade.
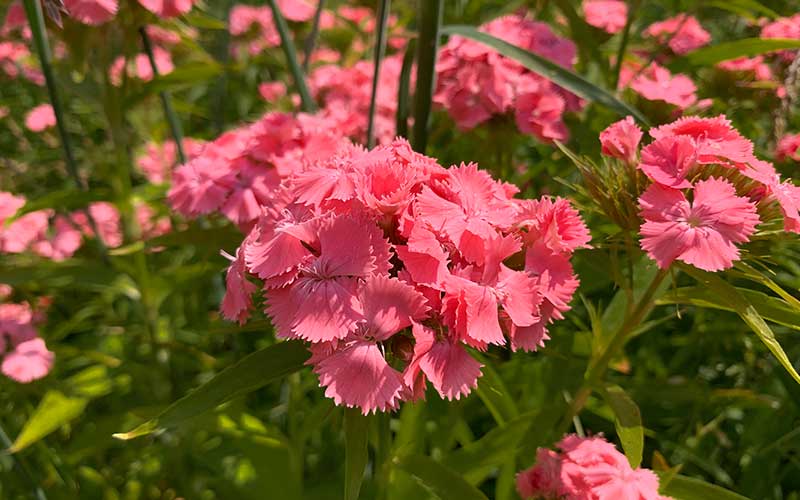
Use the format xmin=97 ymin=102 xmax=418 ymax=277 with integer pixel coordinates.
xmin=602 ymin=385 xmax=643 ymax=468
xmin=344 ymin=408 xmax=370 ymax=500
xmin=687 ymin=38 xmax=800 ymax=65
xmin=394 ymin=453 xmax=490 ymax=500
xmin=10 ymin=391 xmax=88 ymax=453
xmin=658 ymin=474 xmax=750 ymax=500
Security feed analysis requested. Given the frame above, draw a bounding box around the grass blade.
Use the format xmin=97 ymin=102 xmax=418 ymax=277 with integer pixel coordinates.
xmin=440 ymin=25 xmax=648 ymax=125
xmin=303 ymin=0 xmax=326 ymax=72
xmin=687 ymin=38 xmax=800 ymax=66
xmin=396 ymin=38 xmax=416 ymax=139
xmin=268 ymin=0 xmax=316 ymax=112
xmin=394 ymin=453 xmax=489 ymax=500
xmin=366 ymin=0 xmax=392 ymax=148
xmin=411 ymin=0 xmax=443 ymax=153
xmin=344 ymin=408 xmax=370 ymax=500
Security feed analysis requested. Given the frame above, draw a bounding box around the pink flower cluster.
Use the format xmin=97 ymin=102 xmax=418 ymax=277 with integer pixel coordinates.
xmin=0 ymin=297 xmax=54 ymax=383
xmin=168 ymin=111 xmax=348 ymax=229
xmin=717 ymin=56 xmax=773 ymax=82
xmin=619 ymin=62 xmax=707 ymax=112
xmin=0 ymin=41 xmax=44 ymax=85
xmin=60 ymin=0 xmax=194 ymax=25
xmin=219 ymin=138 xmax=589 ymax=413
xmin=109 ymin=45 xmax=174 ymax=86
xmin=136 ymin=138 xmax=206 ymax=184
xmin=777 ymin=133 xmax=800 ymax=162
xmin=600 ymin=115 xmax=800 ymax=271
xmin=434 ymin=14 xmax=580 ymax=143
xmin=582 ymin=0 xmax=628 ymax=34
xmin=761 ymin=14 xmax=800 ymax=62
xmin=24 ymin=104 xmax=56 ymax=132
xmin=309 ymin=55 xmax=406 ymax=144
xmin=516 ymin=434 xmax=671 ymax=500
xmin=643 ymin=14 xmax=711 ymax=55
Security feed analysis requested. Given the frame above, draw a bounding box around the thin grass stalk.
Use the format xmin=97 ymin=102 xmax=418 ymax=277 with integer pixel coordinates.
xmin=303 ymin=0 xmax=326 ymax=72
xmin=396 ymin=38 xmax=416 ymax=139
xmin=611 ymin=0 xmax=638 ymax=90
xmin=268 ymin=0 xmax=316 ymax=112
xmin=139 ymin=27 xmax=187 ymax=164
xmin=411 ymin=0 xmax=443 ymax=153
xmin=366 ymin=0 xmax=392 ymax=148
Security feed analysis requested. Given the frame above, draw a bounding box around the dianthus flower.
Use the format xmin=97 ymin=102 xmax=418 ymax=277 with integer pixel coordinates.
xmin=644 ymin=14 xmax=711 ymax=55
xmin=136 ymin=138 xmax=205 ymax=184
xmin=137 ymin=0 xmax=194 ymax=18
xmin=25 ymin=104 xmax=56 ymax=132
xmin=216 ymin=138 xmax=589 ymax=413
xmin=717 ymin=56 xmax=772 ymax=81
xmin=761 ymin=14 xmax=800 ymax=62
xmin=517 ymin=434 xmax=672 ymax=500
xmin=109 ymin=46 xmax=174 ymax=86
xmin=168 ymin=111 xmax=348 ymax=228
xmin=620 ymin=62 xmax=703 ymax=111
xmin=598 ymin=115 xmax=800 ymax=272
xmin=434 ymin=13 xmax=579 ymax=142
xmin=777 ymin=133 xmax=800 ymax=162
xmin=0 ymin=42 xmax=43 ymax=85
xmin=229 ymin=5 xmax=280 ymax=56
xmin=2 ymin=2 xmax=30 ymax=39
xmin=582 ymin=0 xmax=627 ymax=34
xmin=0 ymin=301 xmax=54 ymax=383
xmin=63 ymin=0 xmax=118 ymax=25
xmin=599 ymin=116 xmax=643 ymax=165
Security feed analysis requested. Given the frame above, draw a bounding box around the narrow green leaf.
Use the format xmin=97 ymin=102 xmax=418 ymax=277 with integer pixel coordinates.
xmin=687 ymin=38 xmax=800 ymax=65
xmin=344 ymin=408 xmax=370 ymax=500
xmin=113 ymin=341 xmax=309 ymax=440
xmin=681 ymin=265 xmax=800 ymax=385
xmin=394 ymin=453 xmax=489 ymax=500
xmin=396 ymin=38 xmax=416 ymax=139
xmin=268 ymin=0 xmax=316 ymax=112
xmin=9 ymin=391 xmax=88 ymax=453
xmin=441 ymin=25 xmax=648 ymax=125
xmin=732 ymin=262 xmax=800 ymax=311
xmin=658 ymin=286 xmax=800 ymax=332
xmin=182 ymin=10 xmax=228 ymax=29
xmin=707 ymin=0 xmax=778 ymax=20
xmin=411 ymin=0 xmax=444 ymax=153
xmin=474 ymin=362 xmax=518 ymax=425
xmin=602 ymin=385 xmax=643 ymax=468
xmin=658 ymin=474 xmax=750 ymax=500
xmin=366 ymin=0 xmax=391 ymax=148
xmin=302 ymin=0 xmax=326 ymax=71
xmin=9 ymin=189 xmax=109 ymax=219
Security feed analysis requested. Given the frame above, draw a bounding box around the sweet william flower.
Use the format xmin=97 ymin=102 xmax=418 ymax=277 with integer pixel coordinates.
xmin=63 ymin=0 xmax=118 ymax=25
xmin=776 ymin=133 xmax=800 ymax=162
xmin=583 ymin=0 xmax=627 ymax=34
xmin=600 ymin=116 xmax=643 ymax=165
xmin=1 ymin=338 xmax=54 ymax=383
xmin=639 ymin=177 xmax=760 ymax=272
xmin=644 ymin=14 xmax=711 ymax=55
xmin=24 ymin=104 xmax=56 ymax=132
xmin=137 ymin=0 xmax=194 ymax=18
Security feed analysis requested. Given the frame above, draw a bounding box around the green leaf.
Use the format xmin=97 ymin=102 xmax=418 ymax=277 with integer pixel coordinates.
xmin=394 ymin=453 xmax=489 ymax=500
xmin=658 ymin=474 xmax=750 ymax=500
xmin=9 ymin=391 xmax=88 ymax=453
xmin=658 ymin=287 xmax=800 ymax=332
xmin=681 ymin=265 xmax=800 ymax=385
xmin=412 ymin=0 xmax=444 ymax=153
xmin=602 ymin=385 xmax=643 ymax=468
xmin=344 ymin=408 xmax=369 ymax=500
xmin=365 ymin=0 xmax=391 ymax=148
xmin=267 ymin=0 xmax=316 ymax=112
xmin=707 ymin=0 xmax=778 ymax=20
xmin=441 ymin=25 xmax=648 ymax=125
xmin=182 ymin=10 xmax=228 ymax=29
xmin=474 ymin=362 xmax=518 ymax=425
xmin=687 ymin=38 xmax=800 ymax=65
xmin=113 ymin=341 xmax=309 ymax=440
xmin=395 ymin=38 xmax=416 ymax=139
xmin=9 ymin=189 xmax=109 ymax=219
xmin=732 ymin=262 xmax=800 ymax=311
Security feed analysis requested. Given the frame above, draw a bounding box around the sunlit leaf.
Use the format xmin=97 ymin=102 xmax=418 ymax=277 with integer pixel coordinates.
xmin=394 ymin=453 xmax=489 ymax=500
xmin=688 ymin=38 xmax=800 ymax=65
xmin=602 ymin=385 xmax=643 ymax=468
xmin=10 ymin=391 xmax=88 ymax=453
xmin=658 ymin=474 xmax=750 ymax=500
xmin=344 ymin=408 xmax=369 ymax=500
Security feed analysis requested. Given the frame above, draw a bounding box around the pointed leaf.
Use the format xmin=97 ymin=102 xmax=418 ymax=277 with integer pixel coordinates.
xmin=344 ymin=408 xmax=370 ymax=500
xmin=688 ymin=38 xmax=800 ymax=65
xmin=113 ymin=341 xmax=309 ymax=440
xmin=658 ymin=474 xmax=750 ymax=500
xmin=440 ymin=25 xmax=648 ymax=124
xmin=602 ymin=385 xmax=643 ymax=468
xmin=394 ymin=453 xmax=489 ymax=500
xmin=10 ymin=390 xmax=88 ymax=453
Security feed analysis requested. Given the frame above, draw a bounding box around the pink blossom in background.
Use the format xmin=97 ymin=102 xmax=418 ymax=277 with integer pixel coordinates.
xmin=258 ymin=81 xmax=287 ymax=102
xmin=717 ymin=56 xmax=773 ymax=81
xmin=600 ymin=116 xmax=643 ymax=164
xmin=582 ymin=0 xmax=627 ymax=34
xmin=0 ymin=42 xmax=44 ymax=85
xmin=516 ymin=434 xmax=672 ymax=500
xmin=434 ymin=14 xmax=579 ymax=142
xmin=73 ymin=202 xmax=123 ymax=248
xmin=761 ymin=14 xmax=800 ymax=62
xmin=0 ymin=284 xmax=11 ymax=299
xmin=145 ymin=24 xmax=183 ymax=46
xmin=621 ymin=62 xmax=701 ymax=110
xmin=308 ymin=47 xmax=340 ymax=64
xmin=0 ymin=210 xmax=49 ymax=254
xmin=63 ymin=0 xmax=119 ymax=25
xmin=137 ymin=0 xmax=194 ymax=18
xmin=644 ymin=14 xmax=711 ymax=55
xmin=277 ymin=0 xmax=315 ymax=22
xmin=2 ymin=2 xmax=30 ymax=39
xmin=229 ymin=5 xmax=280 ymax=56
xmin=777 ymin=133 xmax=800 ymax=162
xmin=109 ymin=47 xmax=174 ymax=86
xmin=24 ymin=104 xmax=56 ymax=132
xmin=639 ymin=178 xmax=759 ymax=271
xmin=0 ymin=302 xmax=53 ymax=383
xmin=30 ymin=215 xmax=82 ymax=261
xmin=209 ymin=137 xmax=589 ymax=413
xmin=136 ymin=138 xmax=205 ymax=184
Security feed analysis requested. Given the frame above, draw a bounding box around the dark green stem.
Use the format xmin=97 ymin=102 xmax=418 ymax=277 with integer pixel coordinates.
xmin=611 ymin=0 xmax=638 ymax=90
xmin=411 ymin=0 xmax=443 ymax=153
xmin=366 ymin=0 xmax=391 ymax=148
xmin=268 ymin=0 xmax=316 ymax=113
xmin=139 ymin=26 xmax=186 ymax=164
xmin=396 ymin=38 xmax=416 ymax=139
xmin=303 ymin=0 xmax=326 ymax=72
xmin=0 ymin=421 xmax=48 ymax=500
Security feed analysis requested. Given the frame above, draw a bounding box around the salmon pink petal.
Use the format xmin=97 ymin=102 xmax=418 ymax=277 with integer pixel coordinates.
xmin=220 ymin=249 xmax=257 ymax=325
xmin=496 ymin=265 xmax=538 ymax=327
xmin=2 ymin=338 xmax=54 ymax=383
xmin=63 ymin=0 xmax=118 ymax=25
xmin=289 ymin=277 xmax=364 ymax=342
xmin=600 ymin=116 xmax=642 ymax=164
xmin=638 ymin=135 xmax=697 ymax=189
xmin=24 ymin=104 xmax=55 ymax=132
xmin=137 ymin=0 xmax=194 ymax=18
xmin=313 ymin=341 xmax=405 ymax=414
xmin=583 ymin=0 xmax=627 ymax=34
xmin=418 ymin=340 xmax=482 ymax=401
xmin=263 ymin=287 xmax=299 ymax=339
xmin=772 ymin=181 xmax=800 ymax=233
xmin=361 ymin=276 xmax=429 ymax=341
xmin=395 ymin=225 xmax=450 ymax=288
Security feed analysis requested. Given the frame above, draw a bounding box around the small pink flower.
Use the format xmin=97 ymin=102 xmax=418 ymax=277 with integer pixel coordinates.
xmin=136 ymin=138 xmax=205 ymax=184
xmin=1 ymin=338 xmax=54 ymax=383
xmin=600 ymin=116 xmax=643 ymax=164
xmin=258 ymin=81 xmax=287 ymax=102
xmin=63 ymin=0 xmax=118 ymax=25
xmin=72 ymin=202 xmax=123 ymax=248
xmin=137 ymin=0 xmax=194 ymax=18
xmin=717 ymin=56 xmax=772 ymax=81
xmin=777 ymin=133 xmax=800 ymax=162
xmin=583 ymin=0 xmax=627 ymax=34
xmin=626 ymin=62 xmax=700 ymax=110
xmin=644 ymin=14 xmax=711 ymax=55
xmin=639 ymin=177 xmax=760 ymax=271
xmin=24 ymin=104 xmax=56 ymax=132
xmin=30 ymin=215 xmax=82 ymax=261
xmin=761 ymin=14 xmax=800 ymax=62
xmin=220 ymin=248 xmax=257 ymax=325
xmin=277 ymin=0 xmax=315 ymax=22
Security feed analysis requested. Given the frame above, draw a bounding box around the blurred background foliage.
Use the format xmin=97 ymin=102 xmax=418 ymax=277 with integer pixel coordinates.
xmin=2 ymin=0 xmax=800 ymax=499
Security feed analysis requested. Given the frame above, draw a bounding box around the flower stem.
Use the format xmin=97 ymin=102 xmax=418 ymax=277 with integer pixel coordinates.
xmin=268 ymin=0 xmax=316 ymax=113
xmin=0 ymin=421 xmax=48 ymax=500
xmin=559 ymin=267 xmax=670 ymax=431
xmin=411 ymin=0 xmax=443 ymax=153
xmin=303 ymin=0 xmax=326 ymax=72
xmin=139 ymin=26 xmax=186 ymax=165
xmin=366 ymin=0 xmax=392 ymax=148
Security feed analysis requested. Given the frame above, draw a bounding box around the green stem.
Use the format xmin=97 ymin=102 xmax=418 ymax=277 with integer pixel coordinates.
xmin=411 ymin=0 xmax=443 ymax=153
xmin=303 ymin=0 xmax=326 ymax=72
xmin=268 ymin=0 xmax=316 ymax=113
xmin=611 ymin=0 xmax=638 ymax=90
xmin=139 ymin=26 xmax=186 ymax=164
xmin=0 ymin=421 xmax=48 ymax=500
xmin=366 ymin=0 xmax=391 ymax=148
xmin=559 ymin=267 xmax=670 ymax=431
xmin=395 ymin=38 xmax=416 ymax=139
